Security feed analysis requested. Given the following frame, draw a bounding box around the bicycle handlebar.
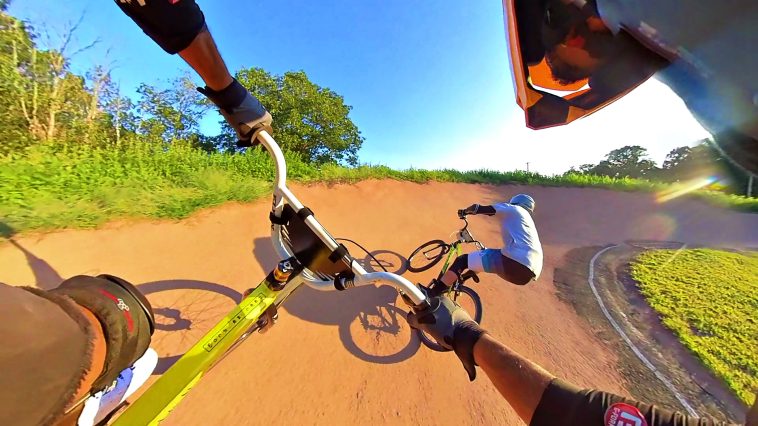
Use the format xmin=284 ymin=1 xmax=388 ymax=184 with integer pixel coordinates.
xmin=456 ymin=215 xmax=485 ymax=250
xmin=255 ymin=130 xmax=428 ymax=308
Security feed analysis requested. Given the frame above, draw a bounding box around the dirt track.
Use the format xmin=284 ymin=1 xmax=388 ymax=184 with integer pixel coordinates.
xmin=1 ymin=181 xmax=756 ymax=425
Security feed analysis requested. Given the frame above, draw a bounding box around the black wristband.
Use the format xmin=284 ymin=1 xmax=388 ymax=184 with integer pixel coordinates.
xmin=198 ymin=78 xmax=249 ymax=111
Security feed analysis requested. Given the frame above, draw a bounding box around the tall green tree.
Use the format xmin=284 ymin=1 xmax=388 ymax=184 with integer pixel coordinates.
xmin=0 ymin=10 xmax=99 ymax=151
xmin=0 ymin=12 xmax=38 ymax=153
xmin=590 ymin=145 xmax=658 ymax=178
xmin=661 ymin=146 xmax=692 ymax=171
xmin=135 ymin=75 xmax=209 ymax=147
xmin=232 ymin=68 xmax=363 ymax=165
xmin=100 ymin=79 xmax=139 ymax=145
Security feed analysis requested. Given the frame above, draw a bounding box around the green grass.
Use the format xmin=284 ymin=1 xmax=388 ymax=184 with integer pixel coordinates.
xmin=631 ymin=249 xmax=758 ymax=405
xmin=1 ymin=141 xmax=756 ymax=237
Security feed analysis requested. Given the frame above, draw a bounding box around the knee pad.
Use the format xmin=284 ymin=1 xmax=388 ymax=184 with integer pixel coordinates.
xmin=51 ymin=274 xmax=154 ymax=391
xmin=116 ymin=0 xmax=206 ymax=54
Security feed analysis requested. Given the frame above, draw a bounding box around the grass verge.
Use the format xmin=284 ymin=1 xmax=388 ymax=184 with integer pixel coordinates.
xmin=1 ymin=142 xmax=756 ymax=236
xmin=631 ymin=248 xmax=758 ymax=405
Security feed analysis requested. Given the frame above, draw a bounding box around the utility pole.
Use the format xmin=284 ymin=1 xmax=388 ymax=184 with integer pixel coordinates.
xmin=526 ymin=162 xmax=530 ymax=173
xmin=748 ymin=174 xmax=754 ymax=197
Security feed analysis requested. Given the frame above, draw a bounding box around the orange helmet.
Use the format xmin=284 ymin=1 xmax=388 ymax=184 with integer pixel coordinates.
xmin=502 ymin=0 xmax=757 ymax=173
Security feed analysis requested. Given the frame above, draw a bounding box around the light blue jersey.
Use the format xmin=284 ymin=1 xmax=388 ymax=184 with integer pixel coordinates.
xmin=493 ymin=202 xmax=543 ymax=278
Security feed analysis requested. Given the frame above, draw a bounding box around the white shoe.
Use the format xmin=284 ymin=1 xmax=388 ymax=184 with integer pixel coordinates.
xmin=77 ymin=348 xmax=159 ymax=425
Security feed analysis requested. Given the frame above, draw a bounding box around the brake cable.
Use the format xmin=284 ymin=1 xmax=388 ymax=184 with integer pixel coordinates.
xmin=335 ymin=238 xmax=389 ymax=273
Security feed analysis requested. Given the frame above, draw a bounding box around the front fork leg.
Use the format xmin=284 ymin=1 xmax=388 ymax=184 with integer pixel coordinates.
xmin=242 ymin=257 xmax=302 ymax=333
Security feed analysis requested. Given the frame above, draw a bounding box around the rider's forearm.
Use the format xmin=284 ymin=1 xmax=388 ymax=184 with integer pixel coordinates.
xmin=116 ymin=0 xmax=231 ymax=90
xmin=178 ymin=29 xmax=234 ymax=91
xmin=473 ymin=334 xmax=739 ymax=426
xmin=473 ymin=333 xmax=554 ymax=424
xmin=467 ymin=204 xmax=496 ymax=216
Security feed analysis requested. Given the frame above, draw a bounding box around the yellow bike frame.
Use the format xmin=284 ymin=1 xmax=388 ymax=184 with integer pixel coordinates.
xmin=112 ymin=279 xmax=277 ymax=425
xmin=436 ymin=243 xmax=463 ymax=280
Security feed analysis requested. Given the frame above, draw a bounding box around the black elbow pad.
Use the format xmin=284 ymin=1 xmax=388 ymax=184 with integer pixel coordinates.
xmin=115 ymin=0 xmax=207 ymax=54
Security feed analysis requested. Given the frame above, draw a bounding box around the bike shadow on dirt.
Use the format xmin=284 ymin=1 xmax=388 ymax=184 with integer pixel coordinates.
xmin=137 ymin=279 xmax=243 ymax=374
xmin=252 ymin=237 xmax=421 ymax=365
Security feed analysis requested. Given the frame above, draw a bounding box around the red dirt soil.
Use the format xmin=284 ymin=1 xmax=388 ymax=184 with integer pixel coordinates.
xmin=1 ymin=181 xmax=756 ymax=425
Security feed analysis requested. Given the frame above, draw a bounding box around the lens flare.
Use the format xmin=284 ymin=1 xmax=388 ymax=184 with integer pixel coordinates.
xmin=633 ymin=213 xmax=678 ymax=240
xmin=656 ymin=176 xmax=719 ymax=203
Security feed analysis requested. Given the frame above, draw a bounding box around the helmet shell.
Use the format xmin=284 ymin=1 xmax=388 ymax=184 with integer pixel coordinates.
xmin=510 ymin=194 xmax=536 ymax=213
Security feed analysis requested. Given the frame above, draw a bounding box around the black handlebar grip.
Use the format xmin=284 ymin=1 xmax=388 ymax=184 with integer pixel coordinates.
xmin=457 ymin=209 xmax=467 ymax=219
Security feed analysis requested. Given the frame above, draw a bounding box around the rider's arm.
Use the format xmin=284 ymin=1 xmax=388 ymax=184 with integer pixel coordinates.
xmin=408 ymin=298 xmax=743 ymax=426
xmin=473 ymin=334 xmax=739 ymax=426
xmin=115 ymin=0 xmax=272 ymax=145
xmin=473 ymin=334 xmax=554 ymax=423
xmin=463 ymin=204 xmax=497 ymax=216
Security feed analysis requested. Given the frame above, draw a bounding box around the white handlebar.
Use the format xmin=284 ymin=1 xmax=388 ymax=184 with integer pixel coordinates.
xmin=255 ymin=131 xmax=426 ymax=306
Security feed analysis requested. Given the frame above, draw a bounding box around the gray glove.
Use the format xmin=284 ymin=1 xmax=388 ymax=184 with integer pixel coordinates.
xmin=198 ymin=79 xmax=273 ymax=147
xmin=407 ymin=296 xmax=486 ymax=380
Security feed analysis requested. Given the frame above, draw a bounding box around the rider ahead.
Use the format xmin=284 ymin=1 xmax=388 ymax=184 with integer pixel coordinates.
xmin=428 ymin=194 xmax=543 ymax=296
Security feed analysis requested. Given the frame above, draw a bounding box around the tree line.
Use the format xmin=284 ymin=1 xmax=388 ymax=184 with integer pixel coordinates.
xmin=0 ymin=5 xmax=363 ymax=165
xmin=2 ymin=5 xmax=753 ymax=193
xmin=566 ymin=141 xmax=754 ymax=196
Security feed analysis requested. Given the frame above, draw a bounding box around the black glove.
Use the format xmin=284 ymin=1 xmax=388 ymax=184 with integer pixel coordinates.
xmin=459 ymin=204 xmax=480 ymax=218
xmin=198 ymin=78 xmax=273 ymax=147
xmin=407 ymin=296 xmax=486 ymax=380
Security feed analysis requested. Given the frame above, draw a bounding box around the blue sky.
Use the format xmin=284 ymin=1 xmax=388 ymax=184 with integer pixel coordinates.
xmin=13 ymin=0 xmax=709 ymax=174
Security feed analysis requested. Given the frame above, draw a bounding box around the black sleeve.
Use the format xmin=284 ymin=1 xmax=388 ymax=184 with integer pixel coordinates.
xmin=115 ymin=0 xmax=206 ymax=54
xmin=475 ymin=205 xmax=497 ymax=216
xmin=530 ymin=379 xmax=737 ymax=426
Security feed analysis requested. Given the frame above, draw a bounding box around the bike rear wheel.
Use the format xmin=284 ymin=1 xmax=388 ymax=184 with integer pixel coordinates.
xmin=407 ymin=240 xmax=449 ymax=273
xmin=418 ymin=285 xmax=483 ymax=352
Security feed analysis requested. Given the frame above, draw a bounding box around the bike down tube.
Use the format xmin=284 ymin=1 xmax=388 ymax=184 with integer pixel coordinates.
xmin=256 ymin=131 xmax=426 ymax=306
xmin=112 ymin=277 xmax=279 ymax=425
